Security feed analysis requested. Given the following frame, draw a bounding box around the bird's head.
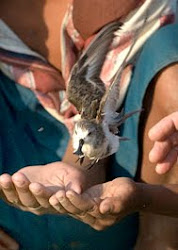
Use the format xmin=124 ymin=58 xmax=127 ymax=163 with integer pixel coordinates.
xmin=72 ymin=119 xmax=105 ymax=160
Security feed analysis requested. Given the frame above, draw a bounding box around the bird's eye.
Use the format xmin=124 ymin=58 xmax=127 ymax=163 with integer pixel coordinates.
xmin=88 ymin=131 xmax=92 ymax=136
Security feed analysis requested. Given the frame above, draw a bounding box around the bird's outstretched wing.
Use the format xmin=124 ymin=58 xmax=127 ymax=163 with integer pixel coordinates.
xmin=67 ymin=21 xmax=122 ymax=119
xmin=77 ymin=21 xmax=122 ymax=79
xmin=96 ymin=12 xmax=148 ymax=126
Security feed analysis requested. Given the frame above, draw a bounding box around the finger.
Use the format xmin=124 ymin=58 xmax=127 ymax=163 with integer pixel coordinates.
xmin=99 ymin=197 xmax=125 ymax=223
xmin=0 ymin=228 xmax=19 ymax=250
xmin=75 ymin=211 xmax=98 ymax=228
xmin=155 ymin=148 xmax=178 ymax=174
xmin=0 ymin=174 xmax=20 ymax=204
xmin=0 ymin=187 xmax=7 ymax=202
xmin=64 ymin=181 xmax=83 ymax=194
xmin=100 ymin=197 xmax=118 ymax=214
xmin=170 ymin=132 xmax=178 ymax=147
xmin=63 ymin=170 xmax=85 ymax=194
xmin=56 ymin=192 xmax=82 ymax=214
xmin=0 ymin=180 xmax=15 ymax=203
xmin=66 ymin=190 xmax=100 ymax=216
xmin=149 ymin=132 xmax=178 ymax=164
xmin=12 ymin=173 xmax=39 ymax=208
xmin=49 ymin=193 xmax=68 ymax=214
xmin=149 ymin=140 xmax=171 ymax=163
xmin=50 ymin=189 xmax=85 ymax=214
xmin=72 ymin=196 xmax=117 ymax=231
xmin=149 ymin=113 xmax=178 ymax=141
xmin=67 ymin=192 xmax=117 ymax=230
xmin=29 ymin=183 xmax=55 ymax=209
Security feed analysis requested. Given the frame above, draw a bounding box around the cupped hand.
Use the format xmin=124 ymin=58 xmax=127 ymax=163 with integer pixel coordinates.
xmin=149 ymin=112 xmax=178 ymax=174
xmin=0 ymin=162 xmax=86 ymax=215
xmin=49 ymin=177 xmax=140 ymax=230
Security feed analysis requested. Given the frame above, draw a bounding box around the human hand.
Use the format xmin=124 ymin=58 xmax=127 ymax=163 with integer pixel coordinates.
xmin=49 ymin=177 xmax=140 ymax=230
xmin=0 ymin=228 xmax=19 ymax=250
xmin=0 ymin=162 xmax=86 ymax=215
xmin=149 ymin=112 xmax=178 ymax=174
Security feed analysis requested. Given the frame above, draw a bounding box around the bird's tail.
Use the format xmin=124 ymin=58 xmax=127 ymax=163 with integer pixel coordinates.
xmin=108 ymin=108 xmax=142 ymax=133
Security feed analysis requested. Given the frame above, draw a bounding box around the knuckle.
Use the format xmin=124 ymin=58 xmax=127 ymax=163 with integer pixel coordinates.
xmin=78 ymin=211 xmax=88 ymax=217
xmin=171 ymin=133 xmax=178 ymax=147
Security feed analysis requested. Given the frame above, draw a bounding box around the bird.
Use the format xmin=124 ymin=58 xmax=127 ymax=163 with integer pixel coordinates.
xmin=66 ymin=20 xmax=142 ymax=166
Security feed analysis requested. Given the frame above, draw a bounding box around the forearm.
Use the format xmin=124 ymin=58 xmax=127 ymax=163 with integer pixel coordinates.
xmin=62 ymin=139 xmax=108 ymax=187
xmin=137 ymin=183 xmax=178 ymax=217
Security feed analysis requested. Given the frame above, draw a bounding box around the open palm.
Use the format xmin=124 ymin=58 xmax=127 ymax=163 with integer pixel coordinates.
xmin=0 ymin=162 xmax=86 ymax=214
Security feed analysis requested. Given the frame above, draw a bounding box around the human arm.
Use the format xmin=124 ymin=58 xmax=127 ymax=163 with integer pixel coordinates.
xmin=48 ymin=176 xmax=178 ymax=230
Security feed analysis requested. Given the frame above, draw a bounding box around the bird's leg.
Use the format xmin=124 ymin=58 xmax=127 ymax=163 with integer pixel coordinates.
xmin=79 ymin=156 xmax=85 ymax=165
xmin=75 ymin=156 xmax=85 ymax=166
xmin=86 ymin=159 xmax=99 ymax=170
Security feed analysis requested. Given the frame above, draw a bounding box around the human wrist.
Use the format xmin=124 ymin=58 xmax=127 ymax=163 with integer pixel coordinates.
xmin=135 ymin=183 xmax=178 ymax=216
xmin=135 ymin=182 xmax=175 ymax=213
xmin=134 ymin=182 xmax=152 ymax=212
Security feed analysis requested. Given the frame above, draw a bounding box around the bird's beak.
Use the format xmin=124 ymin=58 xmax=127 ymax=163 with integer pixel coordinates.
xmin=73 ymin=139 xmax=84 ymax=156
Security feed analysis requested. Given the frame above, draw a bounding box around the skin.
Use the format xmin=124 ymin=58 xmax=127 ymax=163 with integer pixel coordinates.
xmin=0 ymin=227 xmax=19 ymax=250
xmin=0 ymin=1 xmax=178 ymax=249
xmin=149 ymin=111 xmax=178 ymax=174
xmin=134 ymin=65 xmax=178 ymax=250
xmin=0 ymin=162 xmax=88 ymax=215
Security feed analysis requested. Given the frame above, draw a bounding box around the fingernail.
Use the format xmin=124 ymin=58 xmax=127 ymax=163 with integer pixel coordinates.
xmin=49 ymin=197 xmax=58 ymax=206
xmin=66 ymin=191 xmax=74 ymax=199
xmin=156 ymin=165 xmax=167 ymax=175
xmin=0 ymin=181 xmax=11 ymax=189
xmin=56 ymin=194 xmax=65 ymax=202
xmin=58 ymin=197 xmax=65 ymax=202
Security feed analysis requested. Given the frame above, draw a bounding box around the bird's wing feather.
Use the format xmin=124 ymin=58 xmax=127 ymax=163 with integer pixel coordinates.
xmin=77 ymin=21 xmax=122 ymax=80
xmin=96 ymin=12 xmax=148 ymax=124
xmin=67 ymin=21 xmax=122 ymax=118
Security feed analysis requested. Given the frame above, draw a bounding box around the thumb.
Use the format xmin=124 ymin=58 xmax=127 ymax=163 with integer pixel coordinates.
xmin=66 ymin=181 xmax=83 ymax=194
xmin=100 ymin=197 xmax=122 ymax=215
